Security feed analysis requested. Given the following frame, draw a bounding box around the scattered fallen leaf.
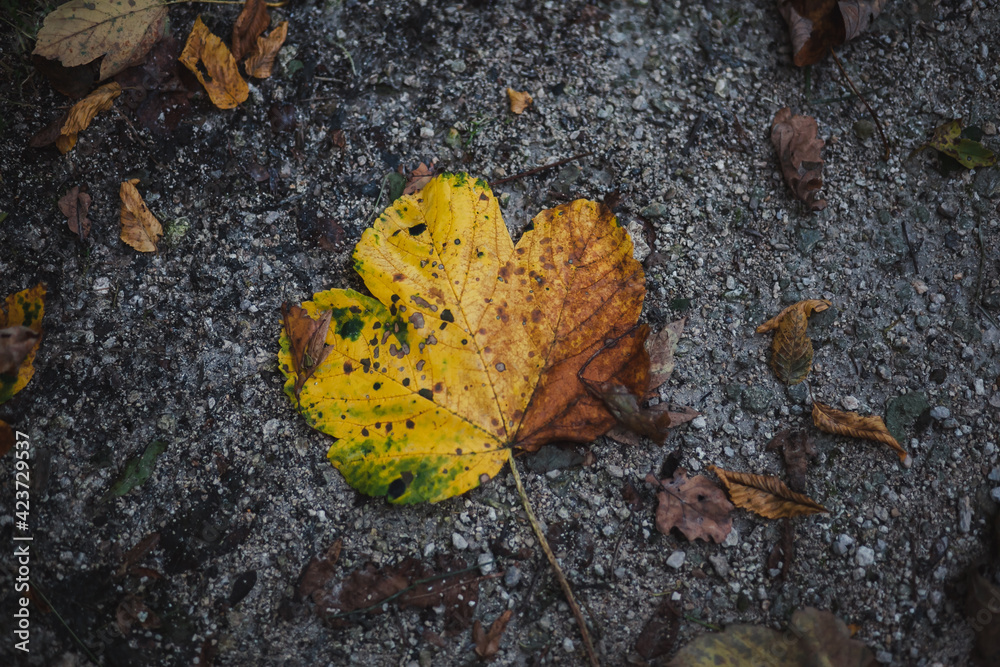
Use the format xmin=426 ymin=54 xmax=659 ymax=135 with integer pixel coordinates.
xmin=109 ymin=440 xmax=167 ymax=496
xmin=117 ymin=532 xmax=160 ymax=577
xmin=766 ymin=429 xmax=816 ymax=494
xmin=313 ymin=554 xmax=483 ymax=632
xmin=281 ymin=303 xmax=334 ymax=401
xmin=473 ymin=609 xmax=514 ymax=660
xmin=58 ymin=186 xmax=93 ymax=241
xmin=812 ymin=401 xmax=910 ymax=465
xmin=507 ymin=87 xmax=533 ymax=114
xmin=116 ymin=594 xmax=161 ymax=634
xmin=757 ymin=299 xmax=830 ymax=385
xmin=243 ymin=21 xmax=288 ymax=79
xmin=646 ymin=470 xmax=733 ymax=543
xmin=55 ymin=81 xmax=122 ymax=153
xmin=0 ymin=421 xmax=13 ymax=458
xmin=295 ymin=539 xmax=343 ymax=603
xmin=634 ymin=598 xmax=681 ymax=662
xmin=585 ymin=376 xmax=673 ymax=445
xmin=33 ymin=0 xmax=168 ymax=80
xmin=29 ymin=112 xmax=69 ymax=149
xmin=0 ymin=285 xmax=46 ymax=405
xmin=913 ymin=119 xmax=997 ymax=169
xmin=777 ymin=0 xmax=887 ymax=67
xmin=114 ymin=35 xmax=193 ymax=137
xmin=709 ymin=465 xmax=827 ymax=519
xmin=179 ymin=16 xmax=249 ymax=110
xmin=231 ymin=0 xmax=270 ymax=62
xmin=766 ymin=519 xmax=796 ymax=581
xmin=402 ymin=161 xmax=436 ymax=196
xmin=119 ymin=179 xmax=163 ymax=252
xmin=278 ymin=173 xmax=646 ymax=503
xmin=646 ymin=319 xmax=685 ymax=397
xmin=771 ymin=107 xmax=827 ymax=211
xmin=671 ymin=606 xmax=875 ymax=667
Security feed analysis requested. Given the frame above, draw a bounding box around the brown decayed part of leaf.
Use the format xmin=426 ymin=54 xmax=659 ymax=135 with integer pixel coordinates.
xmin=58 ymin=186 xmax=92 ymax=240
xmin=709 ymin=465 xmax=827 ymax=519
xmin=119 ymin=179 xmax=163 ymax=253
xmin=403 ymin=162 xmax=435 ymax=196
xmin=0 ymin=420 xmax=13 ymax=458
xmin=281 ymin=303 xmax=334 ymax=400
xmin=56 ymin=81 xmax=122 ymax=153
xmin=634 ymin=598 xmax=681 ymax=661
xmin=232 ymin=0 xmax=270 ymax=62
xmin=179 ymin=16 xmax=249 ymax=110
xmin=766 ymin=429 xmax=816 ymax=494
xmin=507 ymin=87 xmax=533 ymax=114
xmin=646 ymin=470 xmax=733 ymax=543
xmin=0 ymin=327 xmax=42 ymax=377
xmin=244 ymin=21 xmax=289 ymax=79
xmin=295 ymin=539 xmax=342 ymax=603
xmin=473 ymin=609 xmax=514 ymax=660
xmin=584 ymin=376 xmax=673 ymax=445
xmin=771 ymin=108 xmax=827 ymax=211
xmin=778 ymin=1 xmax=887 ymax=67
xmin=812 ymin=401 xmax=911 ymax=465
xmin=33 ymin=0 xmax=167 ymax=80
xmin=756 ymin=299 xmax=831 ymax=333
xmin=766 ymin=519 xmax=796 ymax=581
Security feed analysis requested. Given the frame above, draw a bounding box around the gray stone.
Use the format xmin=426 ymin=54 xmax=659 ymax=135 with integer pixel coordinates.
xmin=452 ymin=532 xmax=469 ymax=550
xmin=937 ymin=200 xmax=959 ymax=219
xmin=666 ymin=551 xmax=686 ymax=569
xmin=853 ymin=119 xmax=875 ymax=140
xmin=833 ymin=534 xmax=855 ymax=556
xmin=504 ymin=565 xmax=522 ymax=587
xmin=708 ymin=554 xmax=730 ymax=577
xmin=640 ymin=202 xmax=669 ymax=219
xmin=856 ymin=546 xmax=876 ymax=567
xmin=691 ymin=416 xmax=708 ymax=430
xmin=797 ymin=227 xmax=823 ymax=254
xmin=929 ymin=406 xmax=951 ymax=420
xmin=631 ymin=95 xmax=648 ymax=112
xmin=974 ymin=168 xmax=1000 ymax=197
xmin=885 ymin=392 xmax=928 ymax=443
xmin=741 ymin=387 xmax=774 ymax=415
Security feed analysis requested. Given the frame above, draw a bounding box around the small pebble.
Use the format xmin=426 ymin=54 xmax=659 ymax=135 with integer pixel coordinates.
xmin=563 ymin=638 xmax=575 ymax=653
xmin=929 ymin=406 xmax=951 ymax=420
xmin=691 ymin=416 xmax=708 ymax=430
xmin=452 ymin=533 xmax=469 ymax=550
xmin=842 ymin=396 xmax=860 ymax=411
xmin=833 ymin=534 xmax=854 ymax=556
xmin=937 ymin=200 xmax=959 ymax=219
xmin=631 ymin=95 xmax=648 ymax=111
xmin=856 ymin=546 xmax=875 ymax=567
xmin=708 ymin=554 xmax=730 ymax=577
xmin=666 ymin=551 xmax=686 ymax=569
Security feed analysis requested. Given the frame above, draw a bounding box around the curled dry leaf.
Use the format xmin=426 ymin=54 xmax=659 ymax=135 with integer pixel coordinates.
xmin=56 ymin=81 xmax=122 ymax=153
xmin=244 ymin=22 xmax=289 ymax=79
xmin=0 ymin=285 xmax=46 ymax=405
xmin=757 ymin=299 xmax=830 ymax=386
xmin=473 ymin=609 xmax=514 ymax=660
xmin=766 ymin=429 xmax=816 ymax=494
xmin=119 ymin=179 xmax=163 ymax=253
xmin=812 ymin=401 xmax=911 ymax=466
xmin=278 ymin=173 xmax=646 ymax=503
xmin=179 ymin=16 xmax=249 ymax=110
xmin=402 ymin=162 xmax=436 ymax=196
xmin=777 ymin=0 xmax=888 ymax=67
xmin=645 ymin=470 xmax=733 ymax=543
xmin=58 ymin=186 xmax=93 ymax=241
xmin=33 ymin=0 xmax=167 ymax=80
xmin=709 ymin=465 xmax=827 ymax=519
xmin=231 ymin=0 xmax=270 ymax=62
xmin=507 ymin=87 xmax=533 ymax=114
xmin=280 ymin=303 xmax=334 ymax=401
xmin=634 ymin=598 xmax=681 ymax=662
xmin=771 ymin=108 xmax=827 ymax=211
xmin=585 ymin=376 xmax=673 ymax=445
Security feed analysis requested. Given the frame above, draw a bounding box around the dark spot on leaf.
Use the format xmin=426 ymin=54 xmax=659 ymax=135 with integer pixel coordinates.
xmin=402 ymin=378 xmax=411 ymax=387
xmin=391 ymin=294 xmax=400 ymax=303
xmin=349 ymin=306 xmax=361 ymax=313
xmin=338 ymin=317 xmax=364 ymax=341
xmin=372 ymin=322 xmax=381 ymax=329
xmin=393 ymin=273 xmax=405 ymax=282
xmin=388 ymin=471 xmax=415 ymax=499
xmin=454 ymin=238 xmax=461 ymax=245
xmin=418 ymin=388 xmax=433 ymax=400
xmin=343 ymin=362 xmax=354 ymax=374
xmin=405 ymin=420 xmax=415 ymax=429
xmin=439 ymin=322 xmax=447 ymax=330
xmin=441 ymin=309 xmax=454 ymax=322
xmin=409 ymin=223 xmax=427 ymax=236
xmin=455 ymin=448 xmax=463 ymax=455
xmin=434 ymin=382 xmax=443 ymax=393
xmin=461 ymin=339 xmax=467 ymax=345
xmin=360 ymin=358 xmax=371 ymax=372
xmin=373 ymin=383 xmax=381 ymax=390
xmin=361 ymin=428 xmax=369 ymax=436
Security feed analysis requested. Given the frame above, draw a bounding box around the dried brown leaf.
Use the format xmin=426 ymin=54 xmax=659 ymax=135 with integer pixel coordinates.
xmin=473 ymin=609 xmax=513 ymax=660
xmin=281 ymin=303 xmax=334 ymax=401
xmin=29 ymin=112 xmax=69 ymax=149
xmin=586 ymin=380 xmax=673 ymax=445
xmin=295 ymin=539 xmax=342 ymax=603
xmin=709 ymin=465 xmax=828 ymax=519
xmin=757 ymin=299 xmax=830 ymax=385
xmin=119 ymin=179 xmax=162 ymax=252
xmin=402 ymin=161 xmax=436 ymax=196
xmin=56 ymin=81 xmax=122 ymax=153
xmin=231 ymin=0 xmax=270 ymax=62
xmin=756 ymin=299 xmax=831 ymax=333
xmin=646 ymin=470 xmax=734 ymax=543
xmin=507 ymin=87 xmax=533 ymax=114
xmin=812 ymin=401 xmax=911 ymax=465
xmin=0 ymin=327 xmax=42 ymax=377
xmin=766 ymin=429 xmax=816 ymax=494
xmin=244 ymin=21 xmax=288 ymax=79
xmin=58 ymin=186 xmax=92 ymax=240
xmin=771 ymin=107 xmax=827 ymax=211
xmin=778 ymin=0 xmax=887 ymax=67
xmin=634 ymin=598 xmax=681 ymax=661
xmin=645 ymin=318 xmax=685 ymax=397
xmin=179 ymin=16 xmax=249 ymax=110
xmin=766 ymin=519 xmax=796 ymax=581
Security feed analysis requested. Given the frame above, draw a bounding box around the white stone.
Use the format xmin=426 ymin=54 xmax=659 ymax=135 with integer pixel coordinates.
xmin=452 ymin=533 xmax=468 ymax=550
xmin=856 ymin=546 xmax=876 ymax=567
xmin=666 ymin=551 xmax=686 ymax=569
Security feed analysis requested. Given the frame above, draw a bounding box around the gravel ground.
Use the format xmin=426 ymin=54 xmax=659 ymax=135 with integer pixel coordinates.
xmin=2 ymin=0 xmax=1000 ymax=665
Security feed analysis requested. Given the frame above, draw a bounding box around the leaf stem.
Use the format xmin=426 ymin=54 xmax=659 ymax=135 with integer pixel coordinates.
xmin=29 ymin=586 xmax=103 ymax=666
xmin=490 ymin=152 xmax=593 ymax=187
xmin=507 ymin=452 xmax=600 ymax=667
xmin=830 ymin=50 xmax=890 ymax=161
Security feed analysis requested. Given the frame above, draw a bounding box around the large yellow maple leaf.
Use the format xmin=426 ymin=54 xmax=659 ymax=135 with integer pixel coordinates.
xmin=279 ymin=173 xmax=646 ymax=503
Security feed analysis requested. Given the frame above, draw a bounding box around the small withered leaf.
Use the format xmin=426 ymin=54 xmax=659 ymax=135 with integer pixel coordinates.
xmin=646 ymin=470 xmax=733 ymax=543
xmin=473 ymin=609 xmax=514 ymax=660
xmin=232 ymin=0 xmax=270 ymax=62
xmin=179 ymin=16 xmax=249 ymax=110
xmin=771 ymin=108 xmax=827 ymax=211
xmin=812 ymin=401 xmax=911 ymax=466
xmin=766 ymin=429 xmax=815 ymax=494
xmin=709 ymin=465 xmax=827 ymax=519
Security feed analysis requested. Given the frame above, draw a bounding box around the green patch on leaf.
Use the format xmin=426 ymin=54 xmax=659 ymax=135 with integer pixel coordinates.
xmin=914 ymin=120 xmax=996 ymax=169
xmin=109 ymin=440 xmax=167 ymax=496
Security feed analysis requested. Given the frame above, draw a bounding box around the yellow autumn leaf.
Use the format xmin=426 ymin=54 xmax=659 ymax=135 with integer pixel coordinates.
xmin=812 ymin=401 xmax=911 ymax=466
xmin=119 ymin=179 xmax=163 ymax=252
xmin=244 ymin=21 xmax=289 ymax=79
xmin=33 ymin=0 xmax=167 ymax=80
xmin=279 ymin=173 xmax=646 ymax=503
xmin=757 ymin=298 xmax=830 ymax=385
xmin=507 ymin=87 xmax=533 ymax=114
xmin=179 ymin=16 xmax=249 ymax=110
xmin=55 ymin=81 xmax=122 ymax=153
xmin=709 ymin=465 xmax=827 ymax=519
xmin=0 ymin=284 xmax=45 ymax=405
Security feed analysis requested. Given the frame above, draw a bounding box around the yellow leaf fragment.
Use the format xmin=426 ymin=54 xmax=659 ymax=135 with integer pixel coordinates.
xmin=812 ymin=401 xmax=911 ymax=466
xmin=279 ymin=173 xmax=645 ymax=503
xmin=757 ymin=299 xmax=830 ymax=385
xmin=244 ymin=21 xmax=288 ymax=79
xmin=33 ymin=0 xmax=167 ymax=80
xmin=0 ymin=284 xmax=46 ymax=405
xmin=756 ymin=298 xmax=830 ymax=333
xmin=119 ymin=179 xmax=163 ymax=253
xmin=507 ymin=87 xmax=533 ymax=114
xmin=179 ymin=16 xmax=249 ymax=110
xmin=709 ymin=465 xmax=827 ymax=519
xmin=56 ymin=81 xmax=122 ymax=153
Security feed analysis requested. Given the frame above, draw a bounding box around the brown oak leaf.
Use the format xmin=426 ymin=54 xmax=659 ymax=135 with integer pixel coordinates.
xmin=231 ymin=0 xmax=270 ymax=62
xmin=771 ymin=108 xmax=827 ymax=211
xmin=778 ymin=0 xmax=888 ymax=67
xmin=709 ymin=465 xmax=828 ymax=519
xmin=812 ymin=401 xmax=911 ymax=466
xmin=757 ymin=299 xmax=831 ymax=385
xmin=58 ymin=186 xmax=92 ymax=241
xmin=646 ymin=470 xmax=733 ymax=543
